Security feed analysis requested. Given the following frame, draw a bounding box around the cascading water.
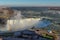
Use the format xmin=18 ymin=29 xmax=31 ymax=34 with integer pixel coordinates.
xmin=6 ymin=10 xmax=40 ymax=31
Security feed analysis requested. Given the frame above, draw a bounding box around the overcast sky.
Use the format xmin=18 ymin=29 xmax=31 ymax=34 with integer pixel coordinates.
xmin=0 ymin=0 xmax=60 ymax=6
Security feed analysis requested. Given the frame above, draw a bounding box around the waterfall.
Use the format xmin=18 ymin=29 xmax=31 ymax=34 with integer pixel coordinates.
xmin=6 ymin=10 xmax=40 ymax=31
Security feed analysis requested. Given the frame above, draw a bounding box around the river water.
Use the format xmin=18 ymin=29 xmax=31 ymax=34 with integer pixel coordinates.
xmin=0 ymin=10 xmax=51 ymax=32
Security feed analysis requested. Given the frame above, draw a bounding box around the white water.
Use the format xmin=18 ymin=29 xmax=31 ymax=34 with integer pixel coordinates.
xmin=0 ymin=10 xmax=40 ymax=31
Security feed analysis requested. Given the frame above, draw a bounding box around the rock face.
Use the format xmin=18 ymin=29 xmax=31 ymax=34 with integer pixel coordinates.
xmin=0 ymin=18 xmax=6 ymax=25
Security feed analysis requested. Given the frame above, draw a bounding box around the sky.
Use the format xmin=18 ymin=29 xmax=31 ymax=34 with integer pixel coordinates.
xmin=0 ymin=0 xmax=60 ymax=7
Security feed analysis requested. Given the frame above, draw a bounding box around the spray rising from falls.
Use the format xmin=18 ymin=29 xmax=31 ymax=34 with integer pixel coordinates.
xmin=6 ymin=10 xmax=40 ymax=31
